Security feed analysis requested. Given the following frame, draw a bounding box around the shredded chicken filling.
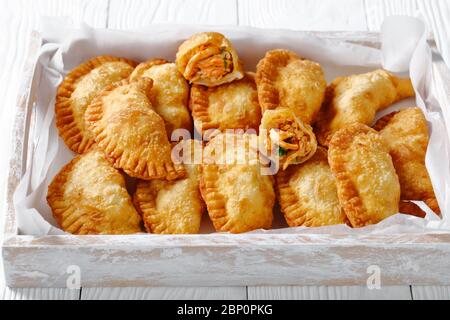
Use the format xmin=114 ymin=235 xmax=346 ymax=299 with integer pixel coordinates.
xmin=189 ymin=47 xmax=233 ymax=82
xmin=269 ymin=121 xmax=313 ymax=169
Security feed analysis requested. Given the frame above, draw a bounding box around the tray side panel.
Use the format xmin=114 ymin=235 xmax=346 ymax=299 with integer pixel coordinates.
xmin=3 ymin=242 xmax=450 ymax=287
xmin=3 ymin=31 xmax=42 ymax=236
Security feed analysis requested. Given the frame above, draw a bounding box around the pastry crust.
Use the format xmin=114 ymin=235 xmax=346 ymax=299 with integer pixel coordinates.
xmin=55 ymin=55 xmax=137 ymax=154
xmin=259 ymin=107 xmax=317 ymax=170
xmin=176 ymin=32 xmax=244 ymax=87
xmin=373 ymin=107 xmax=440 ymax=215
xmin=256 ymin=49 xmax=326 ymax=124
xmin=200 ymin=133 xmax=275 ymax=233
xmin=130 ymin=59 xmax=192 ymax=137
xmin=133 ymin=140 xmax=205 ymax=234
xmin=47 ymin=148 xmax=142 ymax=234
xmin=328 ymin=123 xmax=401 ymax=227
xmin=399 ymin=201 xmax=426 ymax=218
xmin=85 ymin=78 xmax=185 ymax=180
xmin=276 ymin=147 xmax=346 ymax=227
xmin=189 ymin=72 xmax=261 ymax=135
xmin=315 ymin=69 xmax=415 ymax=146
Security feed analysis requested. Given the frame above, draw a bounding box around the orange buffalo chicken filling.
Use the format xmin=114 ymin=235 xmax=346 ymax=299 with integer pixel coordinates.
xmin=187 ymin=46 xmax=233 ymax=82
xmin=269 ymin=121 xmax=314 ymax=169
xmin=260 ymin=108 xmax=317 ymax=171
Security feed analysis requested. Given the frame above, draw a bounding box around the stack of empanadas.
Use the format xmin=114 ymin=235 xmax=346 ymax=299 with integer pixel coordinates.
xmin=47 ymin=31 xmax=441 ymax=235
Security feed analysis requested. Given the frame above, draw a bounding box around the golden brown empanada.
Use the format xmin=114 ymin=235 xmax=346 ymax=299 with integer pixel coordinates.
xmin=276 ymin=147 xmax=346 ymax=227
xmin=47 ymin=148 xmax=142 ymax=234
xmin=189 ymin=72 xmax=261 ymax=135
xmin=328 ymin=123 xmax=401 ymax=227
xmin=259 ymin=107 xmax=317 ymax=170
xmin=56 ymin=56 xmax=137 ymax=153
xmin=315 ymin=69 xmax=415 ymax=146
xmin=256 ymin=49 xmax=326 ymax=124
xmin=176 ymin=32 xmax=244 ymax=87
xmin=133 ymin=140 xmax=205 ymax=234
xmin=85 ymin=78 xmax=185 ymax=180
xmin=200 ymin=133 xmax=275 ymax=233
xmin=373 ymin=107 xmax=440 ymax=215
xmin=130 ymin=59 xmax=192 ymax=137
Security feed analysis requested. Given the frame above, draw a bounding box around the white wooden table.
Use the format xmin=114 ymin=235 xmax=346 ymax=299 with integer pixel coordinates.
xmin=1 ymin=0 xmax=450 ymax=300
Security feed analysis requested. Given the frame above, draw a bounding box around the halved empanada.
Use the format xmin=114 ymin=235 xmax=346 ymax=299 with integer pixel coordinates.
xmin=259 ymin=107 xmax=317 ymax=170
xmin=47 ymin=148 xmax=142 ymax=234
xmin=256 ymin=49 xmax=326 ymax=124
xmin=200 ymin=133 xmax=275 ymax=233
xmin=373 ymin=107 xmax=440 ymax=215
xmin=133 ymin=140 xmax=205 ymax=234
xmin=56 ymin=56 xmax=136 ymax=153
xmin=189 ymin=72 xmax=261 ymax=135
xmin=85 ymin=78 xmax=185 ymax=180
xmin=315 ymin=69 xmax=415 ymax=146
xmin=328 ymin=123 xmax=401 ymax=227
xmin=176 ymin=32 xmax=244 ymax=87
xmin=276 ymin=147 xmax=346 ymax=227
xmin=130 ymin=59 xmax=192 ymax=137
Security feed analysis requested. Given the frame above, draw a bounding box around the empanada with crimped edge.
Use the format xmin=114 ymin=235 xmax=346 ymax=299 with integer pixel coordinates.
xmin=189 ymin=72 xmax=261 ymax=135
xmin=315 ymin=69 xmax=415 ymax=146
xmin=130 ymin=59 xmax=192 ymax=137
xmin=133 ymin=140 xmax=205 ymax=234
xmin=47 ymin=148 xmax=142 ymax=234
xmin=276 ymin=147 xmax=347 ymax=227
xmin=256 ymin=49 xmax=326 ymax=125
xmin=176 ymin=32 xmax=244 ymax=87
xmin=328 ymin=123 xmax=401 ymax=227
xmin=259 ymin=107 xmax=317 ymax=170
xmin=373 ymin=107 xmax=440 ymax=215
xmin=200 ymin=133 xmax=275 ymax=233
xmin=85 ymin=77 xmax=185 ymax=181
xmin=55 ymin=55 xmax=137 ymax=154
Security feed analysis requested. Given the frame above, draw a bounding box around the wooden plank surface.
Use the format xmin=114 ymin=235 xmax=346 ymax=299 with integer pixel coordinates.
xmin=248 ymin=285 xmax=412 ymax=300
xmin=1 ymin=0 xmax=450 ymax=300
xmin=238 ymin=0 xmax=367 ymax=31
xmin=81 ymin=287 xmax=247 ymax=300
xmin=107 ymin=0 xmax=237 ymax=29
xmin=412 ymin=286 xmax=450 ymax=300
xmin=0 ymin=287 xmax=80 ymax=300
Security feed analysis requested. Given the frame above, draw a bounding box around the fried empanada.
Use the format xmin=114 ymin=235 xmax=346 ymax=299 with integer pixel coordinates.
xmin=315 ymin=69 xmax=415 ymax=146
xmin=259 ymin=107 xmax=317 ymax=170
xmin=47 ymin=148 xmax=142 ymax=234
xmin=276 ymin=147 xmax=346 ymax=227
xmin=200 ymin=133 xmax=275 ymax=233
xmin=189 ymin=72 xmax=261 ymax=135
xmin=176 ymin=32 xmax=244 ymax=87
xmin=85 ymin=78 xmax=185 ymax=180
xmin=56 ymin=56 xmax=136 ymax=153
xmin=256 ymin=49 xmax=326 ymax=124
xmin=328 ymin=123 xmax=401 ymax=227
xmin=130 ymin=59 xmax=192 ymax=137
xmin=133 ymin=140 xmax=205 ymax=234
xmin=373 ymin=107 xmax=440 ymax=215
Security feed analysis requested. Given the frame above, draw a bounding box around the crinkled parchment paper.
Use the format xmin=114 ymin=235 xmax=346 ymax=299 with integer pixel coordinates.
xmin=13 ymin=16 xmax=450 ymax=236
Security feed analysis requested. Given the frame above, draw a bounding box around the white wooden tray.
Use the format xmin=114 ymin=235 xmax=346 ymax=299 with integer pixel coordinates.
xmin=3 ymin=31 xmax=450 ymax=288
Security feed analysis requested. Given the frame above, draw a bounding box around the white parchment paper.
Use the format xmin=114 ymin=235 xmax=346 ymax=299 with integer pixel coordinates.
xmin=13 ymin=16 xmax=450 ymax=236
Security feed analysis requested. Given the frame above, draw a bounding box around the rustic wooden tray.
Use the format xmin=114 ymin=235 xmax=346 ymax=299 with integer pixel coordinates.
xmin=3 ymin=31 xmax=450 ymax=288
